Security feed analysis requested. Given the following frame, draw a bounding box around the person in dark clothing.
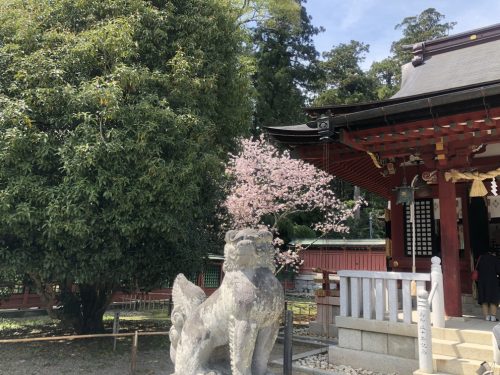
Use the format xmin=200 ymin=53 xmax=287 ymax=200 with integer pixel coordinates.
xmin=477 ymin=249 xmax=500 ymax=321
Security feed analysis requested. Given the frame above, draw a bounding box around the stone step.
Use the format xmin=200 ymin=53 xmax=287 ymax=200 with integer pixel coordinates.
xmin=462 ymin=304 xmax=479 ymax=311
xmin=432 ymin=326 xmax=493 ymax=345
xmin=432 ymin=338 xmax=493 ymax=362
xmin=461 ymin=294 xmax=476 ymax=304
xmin=433 ymin=353 xmax=500 ymax=375
xmin=462 ymin=304 xmax=483 ymax=315
xmin=462 ymin=308 xmax=483 ymax=316
xmin=414 ymin=355 xmax=500 ymax=375
xmin=413 ymin=369 xmax=451 ymax=375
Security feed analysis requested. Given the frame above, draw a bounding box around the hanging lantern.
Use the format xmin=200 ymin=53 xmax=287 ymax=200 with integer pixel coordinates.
xmin=394 ymin=186 xmax=415 ymax=205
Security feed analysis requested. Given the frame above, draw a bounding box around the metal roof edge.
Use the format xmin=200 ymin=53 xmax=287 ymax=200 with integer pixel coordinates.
xmin=304 ymin=80 xmax=500 ymax=117
xmin=290 ymin=238 xmax=386 ymax=247
xmin=420 ymin=22 xmax=500 ymax=46
xmin=331 ymin=82 xmax=500 ymax=128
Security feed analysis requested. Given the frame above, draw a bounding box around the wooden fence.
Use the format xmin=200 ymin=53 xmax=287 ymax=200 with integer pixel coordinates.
xmin=0 ymin=330 xmax=169 ymax=374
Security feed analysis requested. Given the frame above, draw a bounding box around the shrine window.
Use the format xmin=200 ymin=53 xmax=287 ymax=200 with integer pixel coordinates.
xmin=404 ymin=199 xmax=435 ymax=257
xmin=203 ymin=264 xmax=221 ymax=288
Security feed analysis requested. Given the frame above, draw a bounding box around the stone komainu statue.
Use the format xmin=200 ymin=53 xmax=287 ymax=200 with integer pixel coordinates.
xmin=169 ymin=228 xmax=284 ymax=375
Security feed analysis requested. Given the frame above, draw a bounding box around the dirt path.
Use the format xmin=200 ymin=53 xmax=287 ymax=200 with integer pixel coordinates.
xmin=0 ymin=337 xmax=315 ymax=375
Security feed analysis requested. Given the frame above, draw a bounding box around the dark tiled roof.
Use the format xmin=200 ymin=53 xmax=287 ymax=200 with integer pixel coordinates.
xmin=394 ymin=39 xmax=500 ymax=98
xmin=302 ymin=23 xmax=500 ymax=116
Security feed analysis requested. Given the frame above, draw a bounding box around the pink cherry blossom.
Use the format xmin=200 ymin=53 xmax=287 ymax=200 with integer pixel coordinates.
xmin=221 ymin=136 xmax=362 ymax=272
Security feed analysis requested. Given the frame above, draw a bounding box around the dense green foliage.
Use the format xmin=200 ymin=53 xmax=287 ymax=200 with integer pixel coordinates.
xmin=252 ymin=0 xmax=323 ymax=130
xmin=0 ymin=0 xmax=251 ymax=333
xmin=391 ymin=8 xmax=456 ymax=64
xmin=368 ymin=57 xmax=401 ymax=100
xmin=314 ymin=40 xmax=377 ymax=106
xmin=227 ymin=0 xmax=301 ymax=27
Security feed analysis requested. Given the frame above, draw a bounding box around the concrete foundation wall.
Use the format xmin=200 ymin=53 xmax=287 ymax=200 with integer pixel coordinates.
xmin=329 ymin=346 xmax=419 ymax=375
xmin=329 ymin=316 xmax=419 ymax=374
xmin=309 ymin=322 xmax=338 ymax=337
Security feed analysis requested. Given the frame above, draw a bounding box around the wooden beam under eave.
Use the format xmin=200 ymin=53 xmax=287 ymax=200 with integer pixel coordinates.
xmin=364 ymin=128 xmax=500 ymax=155
xmin=350 ymin=107 xmax=500 ymax=138
xmin=329 ymin=154 xmax=371 ymax=164
xmin=471 ymin=155 xmax=500 ymax=169
xmin=374 ymin=145 xmax=436 ymax=161
xmin=331 ymin=163 xmax=391 ymax=198
xmin=338 ymin=130 xmax=367 ymax=152
xmin=357 ymin=120 xmax=498 ymax=147
xmin=360 ymin=134 xmax=435 ymax=149
xmin=365 ymin=138 xmax=431 ymax=154
xmin=403 ymin=128 xmax=436 ymax=139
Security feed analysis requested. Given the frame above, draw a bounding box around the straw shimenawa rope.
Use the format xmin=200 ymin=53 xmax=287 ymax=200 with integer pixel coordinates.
xmin=445 ymin=168 xmax=500 ymax=196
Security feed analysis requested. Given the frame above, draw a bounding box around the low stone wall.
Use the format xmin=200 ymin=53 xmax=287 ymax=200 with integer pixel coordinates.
xmin=329 ymin=316 xmax=419 ymax=374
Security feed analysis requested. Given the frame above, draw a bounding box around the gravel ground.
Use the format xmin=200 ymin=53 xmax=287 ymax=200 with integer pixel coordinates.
xmin=294 ymin=353 xmax=399 ymax=375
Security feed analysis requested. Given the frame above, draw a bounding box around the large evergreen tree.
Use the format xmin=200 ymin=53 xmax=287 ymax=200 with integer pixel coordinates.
xmin=0 ymin=0 xmax=251 ymax=333
xmin=391 ymin=8 xmax=456 ymax=64
xmin=314 ymin=40 xmax=377 ymax=106
xmin=252 ymin=0 xmax=323 ymax=131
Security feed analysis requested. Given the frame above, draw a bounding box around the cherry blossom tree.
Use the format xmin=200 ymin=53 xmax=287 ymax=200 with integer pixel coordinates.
xmin=222 ymin=136 xmax=362 ymax=272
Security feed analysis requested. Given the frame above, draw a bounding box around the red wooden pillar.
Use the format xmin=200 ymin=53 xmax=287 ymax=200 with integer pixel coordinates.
xmin=390 ymin=195 xmax=405 ymax=267
xmin=438 ymin=171 xmax=462 ymax=317
xmin=459 ymin=190 xmax=472 ymax=294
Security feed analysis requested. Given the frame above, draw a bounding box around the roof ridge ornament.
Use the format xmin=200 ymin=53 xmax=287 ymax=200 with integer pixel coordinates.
xmin=412 ymin=42 xmax=425 ymax=67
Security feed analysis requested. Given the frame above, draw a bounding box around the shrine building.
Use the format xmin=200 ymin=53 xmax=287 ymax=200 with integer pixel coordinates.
xmin=267 ymin=23 xmax=500 ymax=317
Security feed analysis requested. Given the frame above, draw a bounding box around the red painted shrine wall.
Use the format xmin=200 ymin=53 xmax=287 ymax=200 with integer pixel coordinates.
xmin=301 ymin=246 xmax=387 ymax=273
xmin=389 ymin=171 xmax=472 ymax=295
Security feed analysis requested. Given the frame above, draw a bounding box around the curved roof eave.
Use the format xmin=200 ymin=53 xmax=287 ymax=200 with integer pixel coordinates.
xmin=266 ymin=81 xmax=500 ymax=144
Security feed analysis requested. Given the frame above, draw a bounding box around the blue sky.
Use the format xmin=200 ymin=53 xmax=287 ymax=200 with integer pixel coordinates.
xmin=306 ymin=0 xmax=500 ymax=69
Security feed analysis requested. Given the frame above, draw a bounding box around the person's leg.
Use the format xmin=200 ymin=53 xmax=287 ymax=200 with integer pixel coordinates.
xmin=490 ymin=303 xmax=498 ymax=320
xmin=483 ymin=303 xmax=491 ymax=320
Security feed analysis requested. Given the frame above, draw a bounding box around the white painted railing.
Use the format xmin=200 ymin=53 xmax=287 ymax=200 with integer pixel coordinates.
xmin=337 ymin=257 xmax=445 ymax=327
xmin=338 ymin=257 xmax=445 ymax=374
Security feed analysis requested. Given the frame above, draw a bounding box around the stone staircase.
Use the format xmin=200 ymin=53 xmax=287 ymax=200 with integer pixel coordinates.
xmin=461 ymin=293 xmax=484 ymax=317
xmin=412 ymin=293 xmax=500 ymax=374
xmin=414 ymin=326 xmax=498 ymax=375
